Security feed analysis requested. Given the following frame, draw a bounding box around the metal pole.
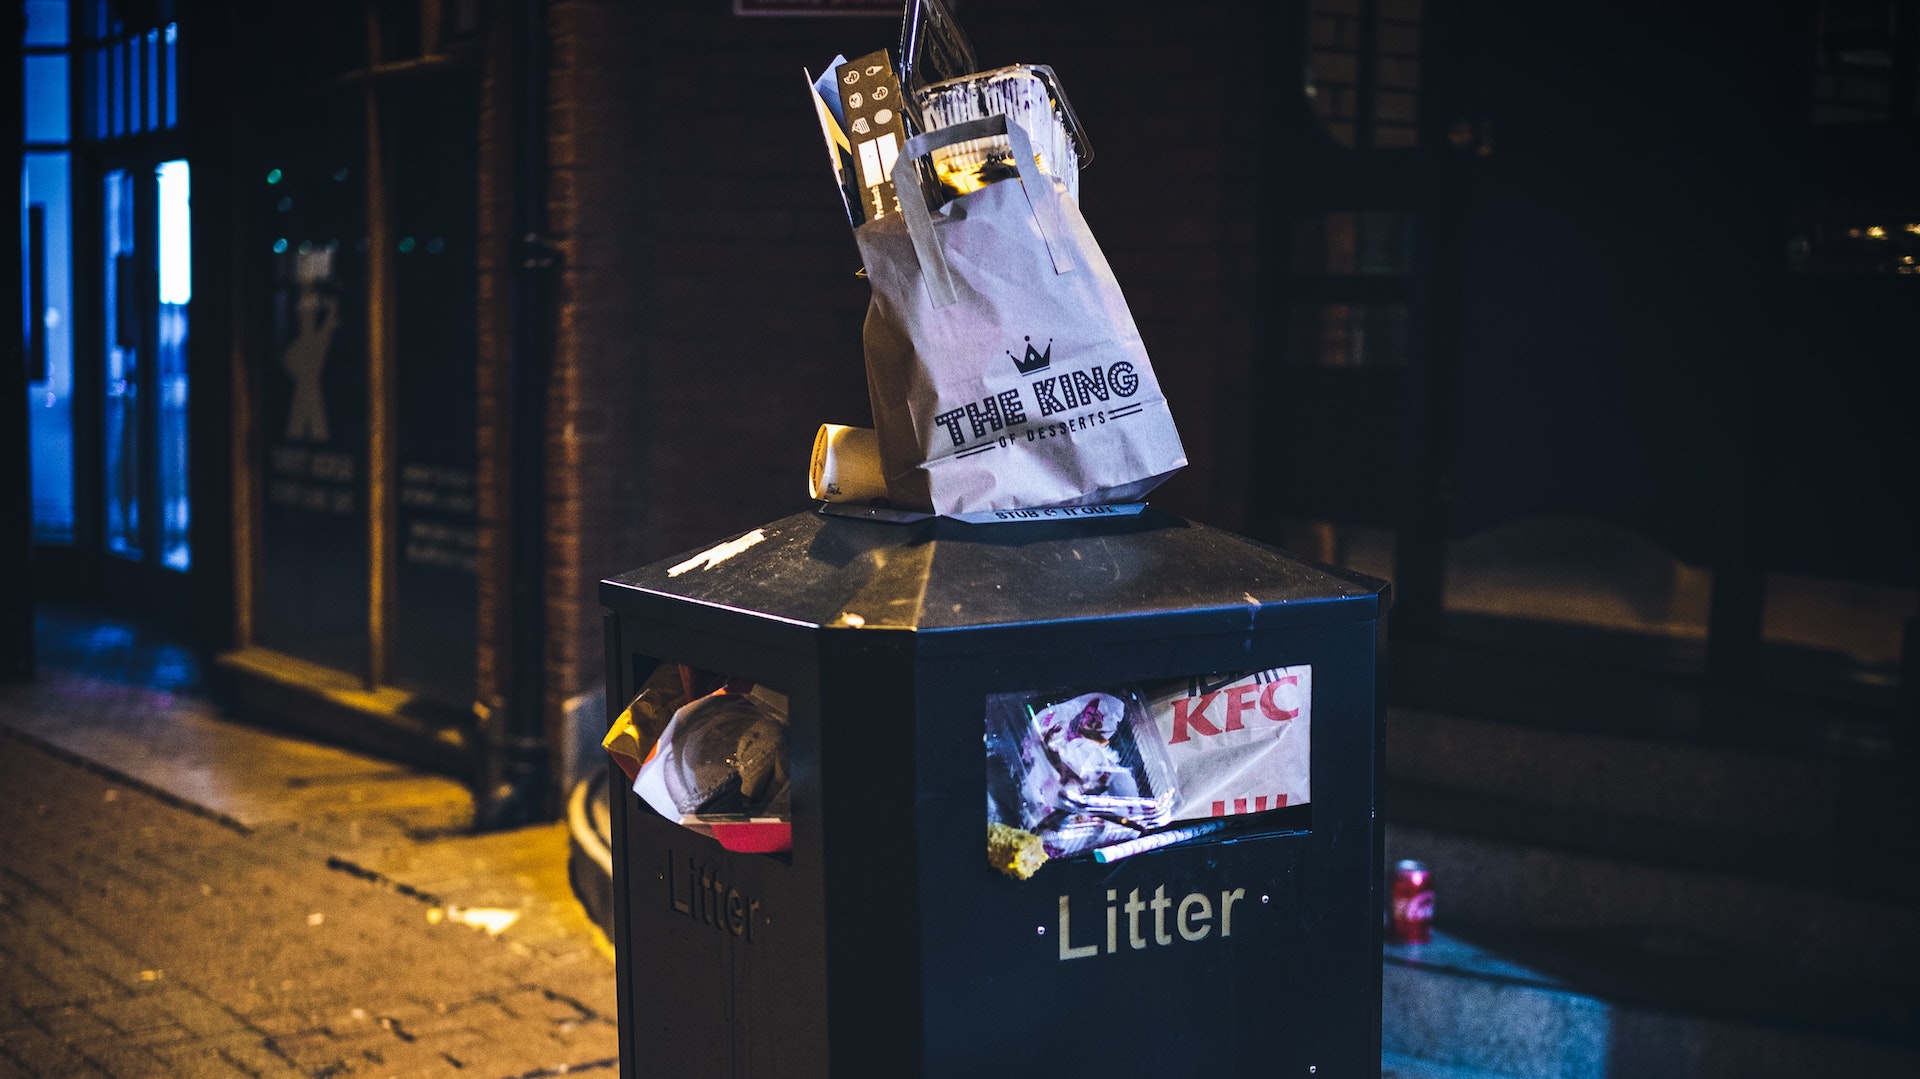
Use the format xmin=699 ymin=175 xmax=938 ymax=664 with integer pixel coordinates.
xmin=2 ymin=6 xmax=36 ymax=681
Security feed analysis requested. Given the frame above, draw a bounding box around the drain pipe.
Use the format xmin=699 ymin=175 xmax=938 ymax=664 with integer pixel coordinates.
xmin=1 ymin=22 xmax=32 ymax=682
xmin=478 ymin=0 xmax=557 ymax=830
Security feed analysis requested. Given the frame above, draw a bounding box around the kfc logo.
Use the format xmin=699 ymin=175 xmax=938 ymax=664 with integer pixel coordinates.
xmin=1166 ymin=674 xmax=1301 ymax=744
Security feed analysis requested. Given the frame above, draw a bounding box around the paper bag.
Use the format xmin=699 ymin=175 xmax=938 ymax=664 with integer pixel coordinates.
xmin=1141 ymin=666 xmax=1311 ymax=821
xmin=855 ymin=114 xmax=1186 ymax=515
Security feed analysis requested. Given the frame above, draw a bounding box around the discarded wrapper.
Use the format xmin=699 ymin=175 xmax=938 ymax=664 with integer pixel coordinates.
xmin=1141 ymin=666 xmax=1312 ymax=820
xmin=987 ymin=821 xmax=1049 ymax=880
xmin=835 ymin=49 xmax=910 ymax=226
xmin=602 ymin=705 xmax=647 ymax=783
xmin=633 ymin=683 xmax=793 ymax=854
xmin=984 ymin=687 xmax=1179 ymax=859
xmin=602 ymin=663 xmax=699 ymax=783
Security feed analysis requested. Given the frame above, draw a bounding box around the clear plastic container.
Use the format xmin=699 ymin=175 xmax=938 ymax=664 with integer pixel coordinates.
xmin=915 ymin=64 xmax=1092 ymax=203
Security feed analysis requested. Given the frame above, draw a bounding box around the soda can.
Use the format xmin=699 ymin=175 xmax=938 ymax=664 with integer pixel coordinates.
xmin=1389 ymin=859 xmax=1434 ymax=944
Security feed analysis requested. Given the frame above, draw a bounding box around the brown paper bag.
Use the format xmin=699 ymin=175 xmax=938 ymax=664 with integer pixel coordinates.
xmin=855 ymin=114 xmax=1186 ymax=515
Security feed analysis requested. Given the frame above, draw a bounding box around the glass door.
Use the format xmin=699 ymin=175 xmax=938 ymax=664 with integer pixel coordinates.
xmin=155 ymin=158 xmax=190 ymax=571
xmin=24 ymin=2 xmax=193 ymax=616
xmin=89 ymin=154 xmax=191 ymax=603
xmin=101 ymin=165 xmax=141 ymax=560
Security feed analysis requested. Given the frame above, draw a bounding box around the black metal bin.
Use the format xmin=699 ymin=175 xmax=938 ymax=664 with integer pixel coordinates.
xmin=601 ymin=508 xmax=1387 ymax=1079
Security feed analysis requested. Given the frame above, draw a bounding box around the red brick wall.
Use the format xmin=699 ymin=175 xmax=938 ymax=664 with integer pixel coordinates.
xmin=546 ymin=1 xmax=886 ymax=715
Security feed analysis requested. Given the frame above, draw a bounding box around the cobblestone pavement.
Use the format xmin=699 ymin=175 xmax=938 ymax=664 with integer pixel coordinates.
xmin=0 ymin=663 xmax=619 ymax=1079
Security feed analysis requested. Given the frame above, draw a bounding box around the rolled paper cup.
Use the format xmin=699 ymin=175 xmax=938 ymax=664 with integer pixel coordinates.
xmin=808 ymin=424 xmax=889 ymax=504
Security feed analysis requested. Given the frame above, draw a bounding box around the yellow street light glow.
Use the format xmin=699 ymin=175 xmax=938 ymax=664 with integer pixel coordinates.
xmin=1865 ymin=225 xmax=1887 ymax=239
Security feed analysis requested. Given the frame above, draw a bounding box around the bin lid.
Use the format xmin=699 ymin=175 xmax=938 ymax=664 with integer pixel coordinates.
xmin=602 ymin=509 xmax=1387 ymax=636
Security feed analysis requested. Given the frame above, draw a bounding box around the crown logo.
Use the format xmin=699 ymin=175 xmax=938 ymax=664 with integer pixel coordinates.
xmin=1007 ymin=336 xmax=1053 ymax=375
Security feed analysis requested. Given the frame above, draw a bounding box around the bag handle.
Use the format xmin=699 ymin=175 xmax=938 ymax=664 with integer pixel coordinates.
xmin=890 ymin=113 xmax=1075 ymax=309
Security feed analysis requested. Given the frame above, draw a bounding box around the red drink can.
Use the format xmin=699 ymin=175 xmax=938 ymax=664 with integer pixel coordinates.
xmin=1389 ymin=859 xmax=1434 ymax=944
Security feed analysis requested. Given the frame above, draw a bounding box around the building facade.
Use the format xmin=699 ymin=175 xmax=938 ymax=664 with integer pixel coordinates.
xmin=15 ymin=0 xmax=1916 ymax=828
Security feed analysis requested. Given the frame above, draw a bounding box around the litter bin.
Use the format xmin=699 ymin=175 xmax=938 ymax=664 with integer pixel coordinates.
xmin=602 ymin=508 xmax=1387 ymax=1079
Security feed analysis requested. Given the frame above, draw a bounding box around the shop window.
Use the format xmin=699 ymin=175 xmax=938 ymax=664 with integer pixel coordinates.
xmin=157 ymin=159 xmax=191 ymax=571
xmin=1291 ymin=208 xmax=1415 ymax=278
xmin=255 ymin=116 xmax=372 ymax=678
xmin=25 ymin=0 xmax=193 ymax=591
xmin=165 ymin=22 xmax=178 ymax=127
xmin=25 ymin=55 xmax=69 ymax=141
xmin=102 ymin=169 xmax=141 ymax=559
xmin=1305 ymin=0 xmax=1424 ymax=150
xmin=1763 ymin=573 xmax=1916 ymax=697
xmin=1789 ymin=206 xmax=1920 ymax=275
xmin=231 ymin=4 xmax=484 ymax=705
xmin=23 ymin=153 xmax=76 ymax=545
xmin=1440 ymin=516 xmax=1712 ymax=669
xmin=84 ymin=4 xmax=179 ymax=137
xmin=25 ymin=0 xmax=68 ymax=44
xmin=1811 ymin=0 xmax=1918 ymax=124
xmin=1266 ymin=207 xmax=1413 ymax=573
xmin=24 ymin=3 xmax=75 ymax=544
xmin=388 ymin=83 xmax=480 ymax=704
xmin=1286 ymin=301 xmax=1411 ymax=370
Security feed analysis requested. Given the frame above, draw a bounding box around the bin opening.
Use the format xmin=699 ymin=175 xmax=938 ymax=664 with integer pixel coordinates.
xmin=984 ymin=665 xmax=1312 ymax=876
xmin=610 ymin=657 xmax=793 ymax=857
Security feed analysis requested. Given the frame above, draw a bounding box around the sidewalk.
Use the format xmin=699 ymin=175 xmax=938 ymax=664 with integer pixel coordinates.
xmin=0 ymin=614 xmax=619 ymax=1079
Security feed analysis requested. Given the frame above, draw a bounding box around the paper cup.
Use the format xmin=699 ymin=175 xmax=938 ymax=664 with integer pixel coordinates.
xmin=808 ymin=424 xmax=889 ymax=504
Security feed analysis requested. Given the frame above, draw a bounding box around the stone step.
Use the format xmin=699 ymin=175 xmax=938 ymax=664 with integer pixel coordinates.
xmin=1386 ymin=821 xmax=1920 ymax=989
xmin=1385 ymin=705 xmax=1856 ymax=845
xmin=1386 ymin=779 xmax=1920 ymax=905
xmin=1385 ymin=930 xmax=1920 ymax=1079
xmin=1385 ymin=823 xmax=1920 ymax=1037
xmin=1389 ymin=638 xmax=1903 ymax=758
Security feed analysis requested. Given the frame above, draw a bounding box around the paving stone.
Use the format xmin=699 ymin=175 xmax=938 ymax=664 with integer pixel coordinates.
xmin=0 ymin=682 xmax=621 ymax=1079
xmin=149 ymin=1040 xmax=286 ymax=1079
xmin=88 ymin=991 xmax=202 ymax=1040
xmin=0 ymin=1046 xmax=34 ymax=1079
xmin=0 ymin=935 xmax=112 ymax=1008
xmin=0 ymin=1020 xmax=113 ymax=1078
xmin=195 ymin=1036 xmax=310 ymax=1079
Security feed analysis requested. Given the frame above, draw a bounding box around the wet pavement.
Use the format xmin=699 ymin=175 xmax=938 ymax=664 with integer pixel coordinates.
xmin=0 ymin=610 xmax=618 ymax=1078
